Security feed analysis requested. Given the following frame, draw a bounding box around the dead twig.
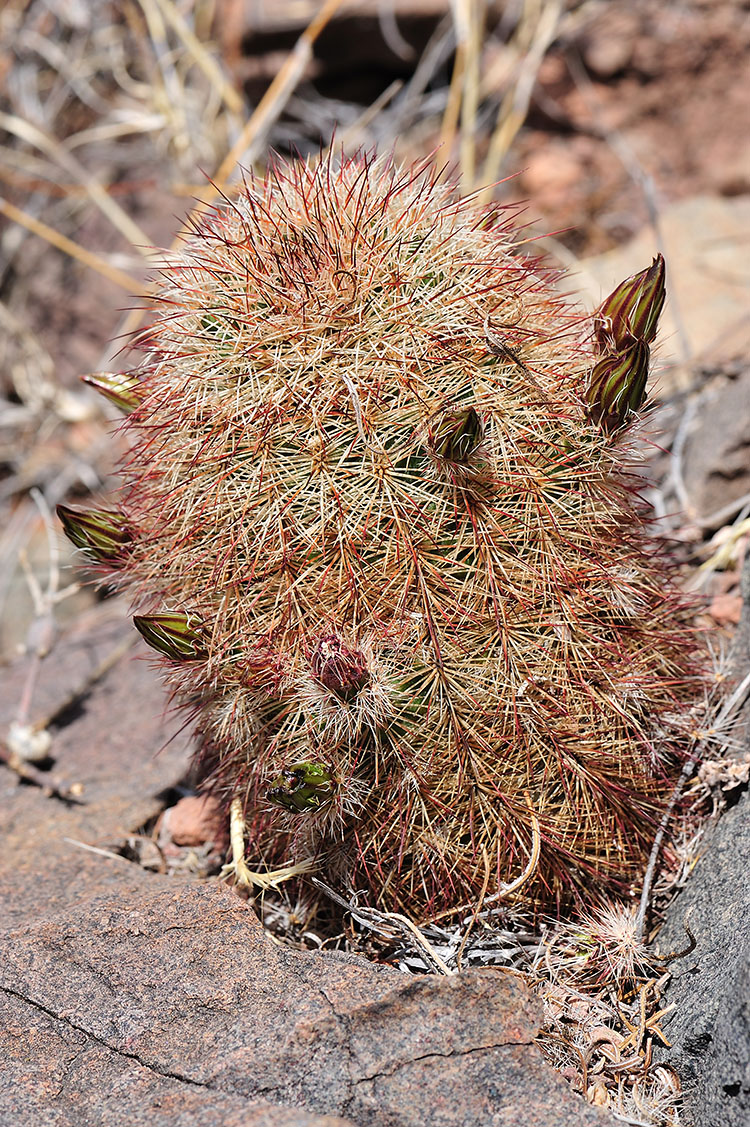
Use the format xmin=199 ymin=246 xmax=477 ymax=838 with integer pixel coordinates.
xmin=312 ymin=877 xmax=453 ymax=974
xmin=694 ymin=489 xmax=750 ymax=532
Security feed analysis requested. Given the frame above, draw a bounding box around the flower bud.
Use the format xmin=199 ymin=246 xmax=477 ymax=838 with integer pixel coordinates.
xmin=267 ymin=761 xmax=335 ymax=815
xmin=82 ymin=371 xmax=143 ymax=413
xmin=311 ymin=634 xmax=369 ymax=700
xmin=133 ymin=612 xmax=205 ymax=660
xmin=57 ymin=504 xmax=129 ymax=563
xmin=430 ymin=406 xmax=483 ymax=462
xmin=594 ymin=254 xmax=666 ymax=353
xmin=586 ymin=340 xmax=650 ymax=433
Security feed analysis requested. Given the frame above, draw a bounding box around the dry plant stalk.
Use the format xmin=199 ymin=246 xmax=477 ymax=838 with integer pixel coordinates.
xmin=534 ymin=900 xmax=685 ymax=1124
xmin=61 ymin=151 xmax=704 ymax=921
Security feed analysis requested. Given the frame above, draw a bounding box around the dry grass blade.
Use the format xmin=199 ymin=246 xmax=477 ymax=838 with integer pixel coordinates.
xmin=150 ymin=0 xmax=244 ymax=115
xmin=113 ymin=0 xmax=353 ymax=347
xmin=458 ymin=0 xmax=483 ymax=189
xmin=312 ymin=878 xmax=453 ymax=974
xmin=0 ymin=196 xmax=143 ymax=293
xmin=212 ymin=0 xmax=352 ymax=192
xmin=479 ymin=0 xmax=562 ymax=202
xmin=0 ymin=110 xmax=154 ymax=255
xmin=454 ymin=845 xmax=491 ymax=970
xmin=439 ymin=0 xmax=470 ymax=164
xmin=391 ymin=916 xmax=453 ymax=975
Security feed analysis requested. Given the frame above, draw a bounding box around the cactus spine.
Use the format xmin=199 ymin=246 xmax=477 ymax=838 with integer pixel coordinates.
xmin=65 ymin=154 xmax=701 ymax=920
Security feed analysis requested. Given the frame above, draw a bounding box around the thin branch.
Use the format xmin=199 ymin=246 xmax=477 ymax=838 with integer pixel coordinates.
xmin=694 ymin=489 xmax=750 ymax=532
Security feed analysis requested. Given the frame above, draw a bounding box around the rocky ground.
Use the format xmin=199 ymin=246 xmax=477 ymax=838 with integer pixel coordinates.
xmin=1 ymin=2 xmax=749 ymax=1125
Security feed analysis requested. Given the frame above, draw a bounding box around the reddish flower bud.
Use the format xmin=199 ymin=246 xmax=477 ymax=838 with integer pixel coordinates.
xmin=594 ymin=254 xmax=666 ymax=353
xmin=311 ymin=635 xmax=369 ymax=700
xmin=430 ymin=406 xmax=483 ymax=462
xmin=82 ymin=371 xmax=143 ymax=413
xmin=133 ymin=612 xmax=205 ymax=661
xmin=586 ymin=340 xmax=650 ymax=433
xmin=267 ymin=761 xmax=335 ymax=815
xmin=57 ymin=504 xmax=129 ymax=563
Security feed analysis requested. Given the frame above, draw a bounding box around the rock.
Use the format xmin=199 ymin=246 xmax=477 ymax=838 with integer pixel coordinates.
xmin=0 ymin=616 xmax=613 ymax=1126
xmin=580 ymin=9 xmax=639 ymax=79
xmin=159 ymin=793 xmax=229 ymax=849
xmin=655 ymin=552 xmax=750 ymax=1125
xmin=734 ymin=551 xmax=750 ymax=687
xmin=0 ymin=989 xmax=353 ymax=1127
xmin=0 ymin=880 xmax=610 ymax=1127
xmin=519 ymin=144 xmax=585 ymax=209
xmin=0 ymin=608 xmax=196 ymax=931
xmin=655 ymin=794 xmax=750 ymax=1126
xmin=716 ymin=146 xmax=750 ymax=198
xmin=708 ymin=591 xmax=744 ymax=626
xmin=679 ymin=366 xmax=750 ymax=526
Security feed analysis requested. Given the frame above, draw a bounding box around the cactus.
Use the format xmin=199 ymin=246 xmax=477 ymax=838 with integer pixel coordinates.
xmin=64 ymin=153 xmax=703 ymax=920
xmin=81 ymin=371 xmax=144 ymax=413
xmin=586 ymin=254 xmax=666 ymax=433
xmin=56 ymin=504 xmax=130 ymax=562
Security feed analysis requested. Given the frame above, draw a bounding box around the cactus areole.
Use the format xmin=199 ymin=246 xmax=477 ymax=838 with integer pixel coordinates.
xmin=66 ymin=154 xmax=702 ymax=920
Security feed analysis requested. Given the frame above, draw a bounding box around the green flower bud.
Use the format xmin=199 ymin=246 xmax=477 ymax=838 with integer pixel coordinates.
xmin=586 ymin=340 xmax=650 ymax=433
xmin=267 ymin=761 xmax=335 ymax=815
xmin=57 ymin=504 xmax=130 ymax=563
xmin=594 ymin=254 xmax=666 ymax=353
xmin=430 ymin=406 xmax=483 ymax=462
xmin=82 ymin=371 xmax=143 ymax=413
xmin=133 ymin=612 xmax=205 ymax=660
xmin=311 ymin=635 xmax=369 ymax=700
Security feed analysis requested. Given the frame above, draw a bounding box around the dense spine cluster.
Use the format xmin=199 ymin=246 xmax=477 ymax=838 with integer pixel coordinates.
xmin=60 ymin=153 xmax=702 ymax=920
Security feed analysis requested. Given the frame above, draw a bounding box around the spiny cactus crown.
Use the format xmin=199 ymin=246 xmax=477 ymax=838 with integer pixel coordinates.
xmin=62 ymin=153 xmax=700 ymax=920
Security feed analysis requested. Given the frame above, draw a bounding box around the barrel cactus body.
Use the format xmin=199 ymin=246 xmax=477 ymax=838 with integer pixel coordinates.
xmin=65 ymin=154 xmax=701 ymax=919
